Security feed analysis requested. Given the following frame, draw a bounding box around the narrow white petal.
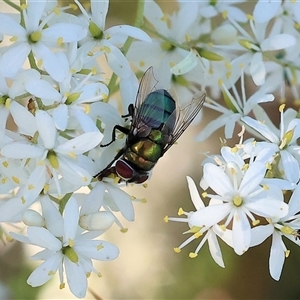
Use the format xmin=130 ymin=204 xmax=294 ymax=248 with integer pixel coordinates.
xmin=80 ymin=183 xmax=105 ymax=215
xmin=52 ymin=104 xmax=68 ymax=131
xmin=232 ymin=210 xmax=251 ymax=255
xmin=246 ymin=199 xmax=288 ymax=219
xmin=25 ymin=79 xmax=61 ymax=103
xmin=64 ymin=259 xmax=87 ymax=298
xmin=32 ymin=43 xmax=67 ymax=82
xmin=10 ymin=101 xmax=37 ymax=136
xmin=189 ymin=204 xmax=231 ymax=228
xmin=1 ymin=143 xmax=43 ymax=159
xmin=40 ymin=195 xmax=64 ymax=237
xmin=253 ymin=0 xmax=281 ymax=23
xmin=0 ymin=43 xmax=31 ymax=78
xmin=286 ymin=185 xmax=300 ymax=217
xmin=261 ymin=34 xmax=296 ymax=51
xmin=27 ymin=252 xmax=63 ymax=287
xmin=280 ymin=150 xmax=300 ymax=183
xmin=250 ymin=224 xmax=273 ymax=247
xmin=0 ymin=13 xmax=26 ymax=36
xmin=71 ymin=107 xmax=99 ymax=132
xmin=27 ymin=227 xmax=61 ymax=250
xmin=203 ymin=163 xmax=234 ymax=197
xmin=250 ymin=52 xmax=265 ymax=86
xmin=63 ymin=197 xmax=79 ymax=242
xmin=239 ymin=161 xmax=265 ymax=196
xmin=186 ymin=176 xmax=204 ymax=210
xmin=26 ymin=0 xmax=46 ymax=31
xmin=105 ymin=183 xmax=135 ymax=221
xmin=171 ymin=50 xmax=198 ymax=75
xmin=242 ymin=116 xmax=280 ymax=143
xmin=91 ymin=0 xmax=109 ymax=30
xmin=36 ymin=110 xmax=57 ymax=149
xmin=207 ymin=231 xmax=225 ymax=268
xmin=106 ymin=25 xmax=151 ymax=43
xmin=42 ymin=23 xmax=87 ymax=42
xmin=56 ymin=132 xmax=103 ymax=155
xmin=269 ymin=232 xmax=285 ymax=281
xmin=75 ymin=240 xmax=119 ymax=260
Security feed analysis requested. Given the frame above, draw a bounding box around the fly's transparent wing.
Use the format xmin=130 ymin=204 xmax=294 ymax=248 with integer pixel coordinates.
xmin=162 ymin=91 xmax=206 ymax=153
xmin=131 ymin=67 xmax=166 ymax=135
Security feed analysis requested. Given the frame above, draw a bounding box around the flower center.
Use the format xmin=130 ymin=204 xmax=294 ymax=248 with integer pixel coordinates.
xmin=233 ymin=195 xmax=243 ymax=207
xmin=89 ymin=21 xmax=103 ymax=40
xmin=28 ymin=31 xmax=42 ymax=43
xmin=47 ymin=150 xmax=59 ymax=169
xmin=62 ymin=246 xmax=78 ymax=263
xmin=160 ymin=41 xmax=175 ymax=52
xmin=0 ymin=95 xmax=9 ymax=106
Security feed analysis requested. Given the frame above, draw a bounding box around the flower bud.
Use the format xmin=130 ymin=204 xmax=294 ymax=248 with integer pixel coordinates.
xmin=79 ymin=211 xmax=115 ymax=231
xmin=22 ymin=209 xmax=45 ymax=227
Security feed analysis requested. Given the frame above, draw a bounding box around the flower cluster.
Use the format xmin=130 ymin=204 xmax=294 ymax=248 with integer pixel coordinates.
xmin=0 ymin=0 xmax=148 ymax=297
xmin=1 ymin=0 xmax=300 ymax=297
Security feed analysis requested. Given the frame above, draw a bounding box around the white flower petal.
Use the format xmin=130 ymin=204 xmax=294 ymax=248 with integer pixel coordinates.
xmin=207 ymin=231 xmax=225 ymax=268
xmin=63 ymin=197 xmax=79 ymax=242
xmin=26 ymin=79 xmax=61 ymax=105
xmin=203 ymin=163 xmax=234 ymax=197
xmin=75 ymin=240 xmax=119 ymax=260
xmin=27 ymin=252 xmax=63 ymax=287
xmin=0 ymin=13 xmax=26 ymax=36
xmin=246 ymin=199 xmax=288 ymax=219
xmin=64 ymin=258 xmax=87 ymax=298
xmin=239 ymin=161 xmax=265 ymax=196
xmin=1 ymin=143 xmax=44 ymax=159
xmin=42 ymin=23 xmax=87 ymax=42
xmin=250 ymin=52 xmax=265 ymax=86
xmin=27 ymin=226 xmax=61 ymax=251
xmin=280 ymin=150 xmax=300 ymax=183
xmin=250 ymin=224 xmax=273 ymax=247
xmin=186 ymin=176 xmax=204 ymax=210
xmin=106 ymin=25 xmax=151 ymax=43
xmin=26 ymin=0 xmax=46 ymax=31
xmin=171 ymin=49 xmax=198 ymax=75
xmin=269 ymin=232 xmax=285 ymax=280
xmin=253 ymin=0 xmax=281 ymax=23
xmin=52 ymin=104 xmax=68 ymax=131
xmin=36 ymin=110 xmax=57 ymax=149
xmin=261 ymin=34 xmax=296 ymax=51
xmin=80 ymin=183 xmax=105 ymax=216
xmin=91 ymin=0 xmax=108 ymax=30
xmin=40 ymin=195 xmax=64 ymax=237
xmin=232 ymin=210 xmax=251 ymax=255
xmin=105 ymin=183 xmax=135 ymax=221
xmin=10 ymin=101 xmax=37 ymax=136
xmin=0 ymin=43 xmax=31 ymax=78
xmin=56 ymin=132 xmax=103 ymax=155
xmin=189 ymin=203 xmax=231 ymax=228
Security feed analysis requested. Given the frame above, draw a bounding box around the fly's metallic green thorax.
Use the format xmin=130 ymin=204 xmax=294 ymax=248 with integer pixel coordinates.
xmin=95 ymin=67 xmax=206 ymax=184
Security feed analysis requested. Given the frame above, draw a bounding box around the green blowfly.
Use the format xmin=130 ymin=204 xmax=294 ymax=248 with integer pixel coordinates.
xmin=95 ymin=67 xmax=206 ymax=184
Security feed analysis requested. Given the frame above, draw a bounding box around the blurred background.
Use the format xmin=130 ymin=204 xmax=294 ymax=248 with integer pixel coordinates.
xmin=1 ymin=1 xmax=300 ymax=299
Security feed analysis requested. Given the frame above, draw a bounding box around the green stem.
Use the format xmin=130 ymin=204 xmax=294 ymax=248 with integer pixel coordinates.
xmin=3 ymin=0 xmax=20 ymax=11
xmin=262 ymin=51 xmax=300 ymax=72
xmin=58 ymin=193 xmax=73 ymax=214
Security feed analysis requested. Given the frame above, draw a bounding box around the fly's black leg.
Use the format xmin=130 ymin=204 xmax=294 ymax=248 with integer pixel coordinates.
xmin=101 ymin=125 xmax=130 ymax=147
xmin=101 ymin=104 xmax=134 ymax=147
xmin=94 ymin=147 xmax=125 ymax=178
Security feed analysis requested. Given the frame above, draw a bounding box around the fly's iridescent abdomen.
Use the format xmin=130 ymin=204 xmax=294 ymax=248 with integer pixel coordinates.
xmin=140 ymin=89 xmax=176 ymax=129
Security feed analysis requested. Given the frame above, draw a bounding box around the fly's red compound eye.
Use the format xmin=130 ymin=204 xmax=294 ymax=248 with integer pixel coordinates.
xmin=115 ymin=160 xmax=135 ymax=180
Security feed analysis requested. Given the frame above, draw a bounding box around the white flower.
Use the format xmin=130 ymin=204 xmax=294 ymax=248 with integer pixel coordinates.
xmin=250 ymin=184 xmax=300 ymax=280
xmin=242 ymin=105 xmax=300 ymax=184
xmin=0 ymin=1 xmax=87 ymax=81
xmin=166 ymin=176 xmax=232 ymax=267
xmin=75 ymin=0 xmax=151 ymax=78
xmin=189 ymin=161 xmax=288 ymax=255
xmin=10 ymin=197 xmax=119 ymax=298
xmin=195 ymin=68 xmax=274 ymax=141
